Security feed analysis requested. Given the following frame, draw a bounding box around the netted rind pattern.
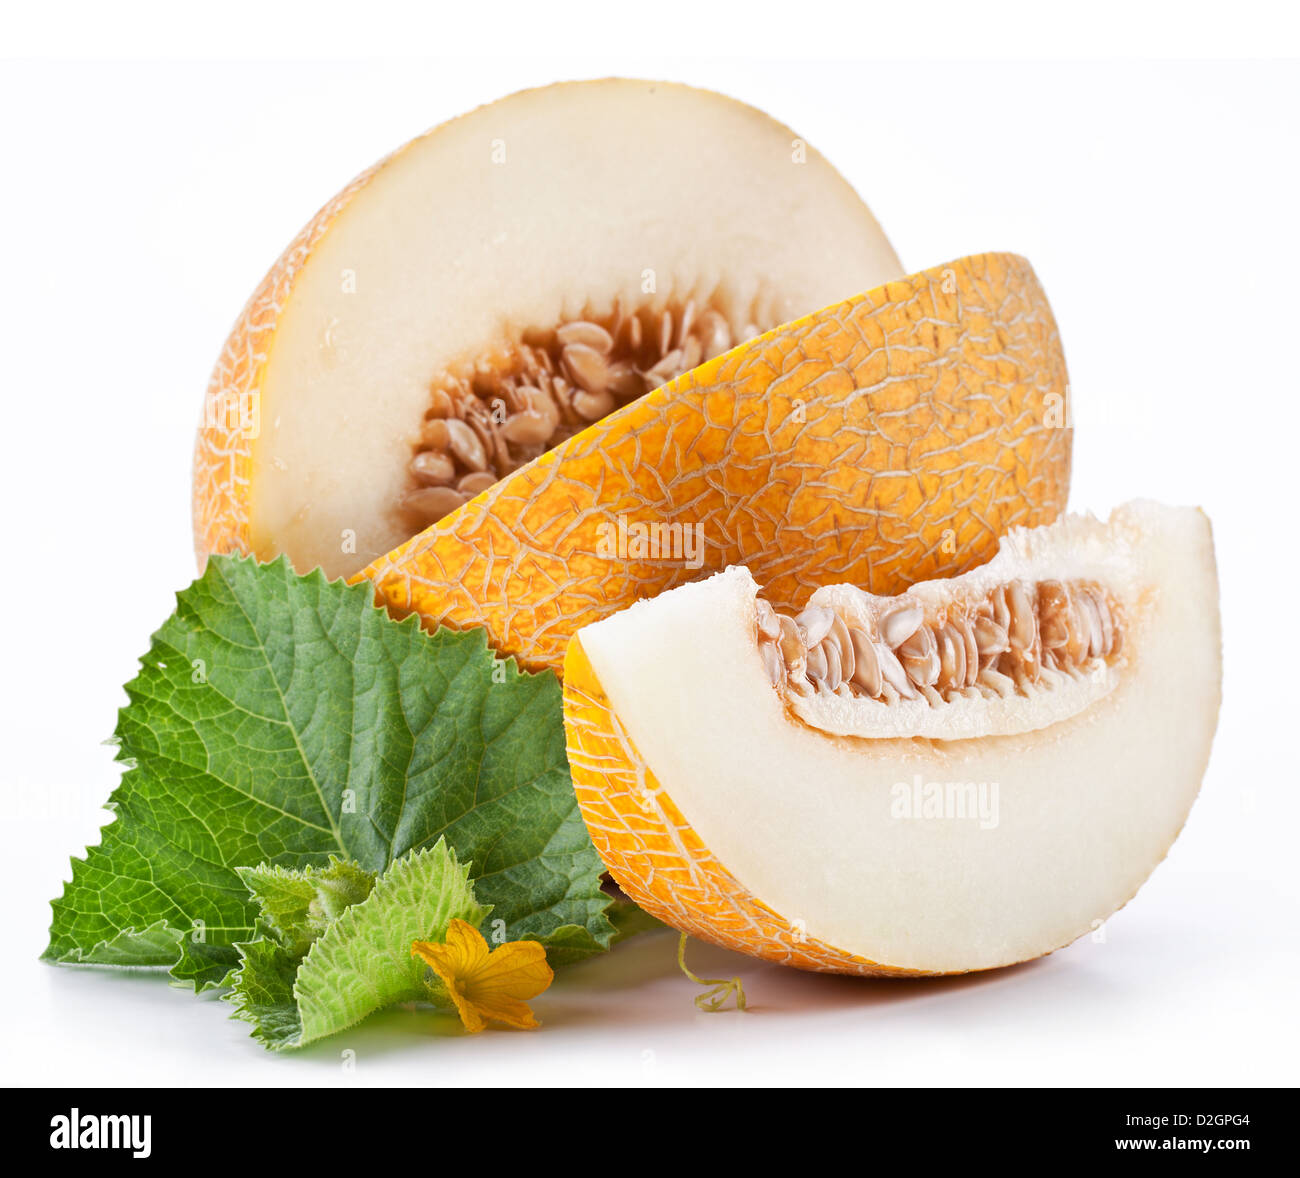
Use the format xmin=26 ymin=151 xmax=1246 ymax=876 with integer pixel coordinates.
xmin=361 ymin=253 xmax=1070 ymax=670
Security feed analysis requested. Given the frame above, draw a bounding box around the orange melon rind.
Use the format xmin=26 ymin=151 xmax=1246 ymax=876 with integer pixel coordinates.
xmin=359 ymin=251 xmax=1071 ymax=672
xmin=563 ymin=635 xmax=930 ymax=976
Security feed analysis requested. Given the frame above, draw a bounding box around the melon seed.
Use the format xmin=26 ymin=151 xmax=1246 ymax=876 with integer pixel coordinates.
xmin=755 ymin=575 xmax=1123 ymax=708
xmin=401 ymin=298 xmax=772 ymax=530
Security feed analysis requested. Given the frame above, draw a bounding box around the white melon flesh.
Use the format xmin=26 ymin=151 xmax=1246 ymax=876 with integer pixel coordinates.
xmin=576 ymin=501 xmax=1221 ymax=973
xmin=248 ymin=79 xmax=902 ymax=578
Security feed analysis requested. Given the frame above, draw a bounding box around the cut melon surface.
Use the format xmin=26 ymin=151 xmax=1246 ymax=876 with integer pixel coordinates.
xmin=564 ymin=501 xmax=1221 ymax=975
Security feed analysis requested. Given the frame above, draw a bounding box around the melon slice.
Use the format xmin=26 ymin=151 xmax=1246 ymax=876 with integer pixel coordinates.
xmin=357 ymin=251 xmax=1071 ymax=671
xmin=193 ymin=79 xmax=902 ymax=581
xmin=563 ymin=500 xmax=1221 ymax=975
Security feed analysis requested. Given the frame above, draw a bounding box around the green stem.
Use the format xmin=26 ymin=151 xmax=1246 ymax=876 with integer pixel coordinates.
xmin=676 ymin=932 xmax=746 ymax=1012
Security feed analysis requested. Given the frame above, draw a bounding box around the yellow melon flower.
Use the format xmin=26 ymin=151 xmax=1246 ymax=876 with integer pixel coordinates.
xmin=412 ymin=919 xmax=554 ymax=1032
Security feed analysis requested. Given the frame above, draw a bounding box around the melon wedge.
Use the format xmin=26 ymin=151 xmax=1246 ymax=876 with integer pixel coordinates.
xmin=563 ymin=501 xmax=1221 ymax=975
xmin=360 ymin=251 xmax=1071 ymax=670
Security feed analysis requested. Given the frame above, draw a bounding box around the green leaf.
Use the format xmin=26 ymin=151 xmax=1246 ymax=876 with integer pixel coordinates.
xmin=237 ymin=859 xmax=376 ymax=958
xmin=49 ymin=920 xmax=183 ymax=969
xmin=45 ymin=554 xmax=614 ymax=986
xmin=172 ymin=939 xmax=241 ymax=991
xmin=226 ymin=857 xmax=379 ymax=1048
xmin=230 ymin=841 xmax=485 ymax=1050
xmin=225 ymin=939 xmax=301 ymax=1049
xmin=526 ymin=923 xmax=609 ymax=967
xmin=608 ymin=898 xmax=667 ymax=945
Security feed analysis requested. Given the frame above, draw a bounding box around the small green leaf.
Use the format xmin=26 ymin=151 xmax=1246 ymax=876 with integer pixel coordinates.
xmin=229 ymin=841 xmax=486 ymax=1050
xmin=237 ymin=859 xmax=376 ymax=958
xmin=226 ymin=939 xmax=301 ymax=1050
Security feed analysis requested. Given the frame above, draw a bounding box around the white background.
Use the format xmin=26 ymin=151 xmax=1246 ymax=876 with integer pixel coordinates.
xmin=2 ymin=3 xmax=1297 ymax=1087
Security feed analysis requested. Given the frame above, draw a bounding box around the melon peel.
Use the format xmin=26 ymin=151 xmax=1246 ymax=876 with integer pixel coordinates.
xmin=563 ymin=501 xmax=1221 ymax=975
xmin=360 ymin=251 xmax=1071 ymax=671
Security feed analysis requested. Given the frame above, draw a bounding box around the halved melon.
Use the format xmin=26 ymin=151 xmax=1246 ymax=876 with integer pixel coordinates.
xmin=194 ymin=80 xmax=1072 ymax=672
xmin=563 ymin=501 xmax=1221 ymax=975
xmin=194 ymin=79 xmax=902 ymax=579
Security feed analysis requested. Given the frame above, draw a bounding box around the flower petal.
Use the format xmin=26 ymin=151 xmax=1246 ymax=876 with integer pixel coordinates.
xmin=441 ymin=918 xmax=492 ymax=970
xmin=412 ymin=919 xmax=488 ymax=981
xmin=465 ymin=939 xmax=554 ymax=1001
xmin=462 ymin=994 xmax=541 ymax=1031
xmin=445 ymin=986 xmax=488 ymax=1034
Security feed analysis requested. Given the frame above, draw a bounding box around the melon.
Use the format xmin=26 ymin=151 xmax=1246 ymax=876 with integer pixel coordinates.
xmin=194 ymin=79 xmax=902 ymax=579
xmin=563 ymin=500 xmax=1221 ymax=974
xmin=194 ymin=80 xmax=1072 ymax=671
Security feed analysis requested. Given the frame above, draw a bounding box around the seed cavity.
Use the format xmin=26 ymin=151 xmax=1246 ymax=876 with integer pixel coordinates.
xmin=400 ymin=297 xmax=766 ymax=531
xmin=756 ymin=578 xmax=1124 ymax=708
